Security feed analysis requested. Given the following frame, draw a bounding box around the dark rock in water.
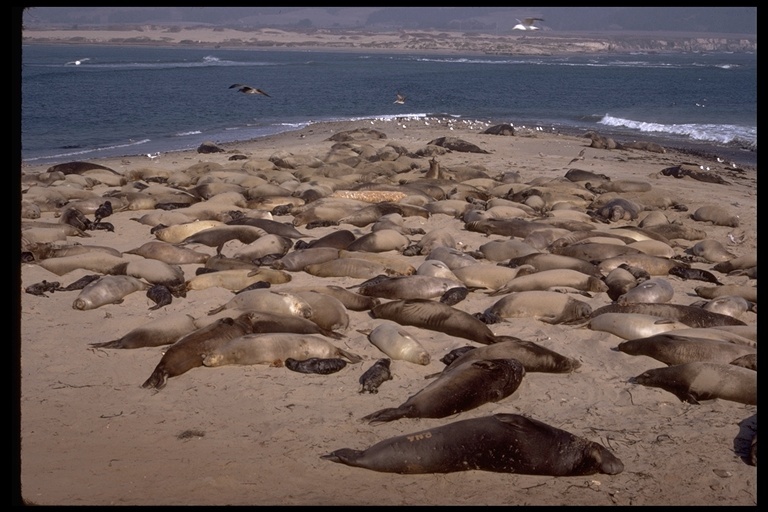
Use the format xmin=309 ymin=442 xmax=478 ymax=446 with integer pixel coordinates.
xmin=284 ymin=357 xmax=347 ymax=375
xmin=482 ymin=124 xmax=515 ymax=136
xmin=427 ymin=136 xmax=491 ymax=154
xmin=197 ymin=140 xmax=226 ymax=153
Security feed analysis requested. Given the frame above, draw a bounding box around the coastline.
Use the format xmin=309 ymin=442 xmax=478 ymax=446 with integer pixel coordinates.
xmin=21 ymin=26 xmax=757 ymax=56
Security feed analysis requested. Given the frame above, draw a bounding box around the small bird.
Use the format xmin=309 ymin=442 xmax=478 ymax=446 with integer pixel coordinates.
xmin=93 ymin=200 xmax=113 ymax=226
xmin=513 ymin=18 xmax=544 ymax=31
xmin=567 ymin=148 xmax=587 ymax=166
xmin=393 ymin=92 xmax=406 ymax=105
xmin=229 ymin=83 xmax=271 ymax=97
xmin=65 ymin=58 xmax=90 ymax=66
xmin=146 ymin=152 xmax=160 ymax=160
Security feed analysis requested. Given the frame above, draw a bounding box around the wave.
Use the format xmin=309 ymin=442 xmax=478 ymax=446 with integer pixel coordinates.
xmin=599 ymin=115 xmax=756 ymax=149
xmin=22 ymin=138 xmax=151 ymax=163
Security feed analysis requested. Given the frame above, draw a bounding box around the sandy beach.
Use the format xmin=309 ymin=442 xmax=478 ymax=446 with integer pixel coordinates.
xmin=18 ymin=117 xmax=756 ymax=505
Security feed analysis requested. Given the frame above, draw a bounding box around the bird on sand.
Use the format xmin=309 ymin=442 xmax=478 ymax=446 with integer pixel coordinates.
xmin=394 ymin=92 xmax=406 ymax=105
xmin=229 ymin=84 xmax=271 ymax=97
xmin=513 ymin=18 xmax=543 ymax=31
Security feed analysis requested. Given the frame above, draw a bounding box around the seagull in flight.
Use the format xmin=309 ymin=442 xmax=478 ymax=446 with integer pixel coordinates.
xmin=229 ymin=84 xmax=271 ymax=97
xmin=513 ymin=18 xmax=543 ymax=31
xmin=65 ymin=58 xmax=90 ymax=65
xmin=393 ymin=92 xmax=406 ymax=105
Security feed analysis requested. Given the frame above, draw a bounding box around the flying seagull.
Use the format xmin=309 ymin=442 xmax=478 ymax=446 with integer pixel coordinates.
xmin=394 ymin=92 xmax=406 ymax=105
xmin=513 ymin=18 xmax=543 ymax=31
xmin=229 ymin=84 xmax=271 ymax=97
xmin=65 ymin=58 xmax=90 ymax=65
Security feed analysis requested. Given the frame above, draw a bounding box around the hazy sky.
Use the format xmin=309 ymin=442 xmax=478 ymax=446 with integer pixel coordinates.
xmin=20 ymin=7 xmax=757 ymax=36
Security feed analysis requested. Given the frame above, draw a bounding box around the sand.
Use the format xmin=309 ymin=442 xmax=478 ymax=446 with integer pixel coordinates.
xmin=18 ymin=118 xmax=756 ymax=505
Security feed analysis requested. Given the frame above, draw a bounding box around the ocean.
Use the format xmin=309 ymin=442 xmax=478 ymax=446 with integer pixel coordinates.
xmin=20 ymin=44 xmax=757 ymax=168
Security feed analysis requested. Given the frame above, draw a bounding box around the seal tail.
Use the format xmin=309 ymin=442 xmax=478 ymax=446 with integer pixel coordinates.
xmin=337 ymin=348 xmax=363 ymax=364
xmin=89 ymin=339 xmax=122 ymax=349
xmin=320 ymin=448 xmax=364 ymax=466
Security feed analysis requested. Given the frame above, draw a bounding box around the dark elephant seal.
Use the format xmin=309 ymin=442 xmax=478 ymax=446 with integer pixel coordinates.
xmin=632 ymin=362 xmax=757 ymax=405
xmin=441 ymin=336 xmax=581 ymax=374
xmin=358 ymin=275 xmax=465 ymax=301
xmin=89 ymin=312 xmax=197 ymax=349
xmin=615 ymin=333 xmax=756 ymax=366
xmin=370 ymin=299 xmax=498 ymax=345
xmin=359 ymin=358 xmax=393 ymax=394
xmin=284 ymin=357 xmax=347 ymax=375
xmin=146 ymin=284 xmax=173 ymax=310
xmin=321 ymin=413 xmax=624 ymax=476
xmin=668 ymin=266 xmax=723 ymax=285
xmin=142 ymin=313 xmax=255 ymax=390
xmin=361 ymin=358 xmax=525 ymax=425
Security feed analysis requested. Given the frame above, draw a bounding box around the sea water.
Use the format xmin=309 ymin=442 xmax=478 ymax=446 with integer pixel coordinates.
xmin=20 ymin=44 xmax=756 ymax=167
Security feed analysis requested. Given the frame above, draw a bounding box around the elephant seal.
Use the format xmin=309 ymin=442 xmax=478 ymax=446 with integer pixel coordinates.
xmin=694 ymin=285 xmax=757 ymax=304
xmin=440 ymin=336 xmax=581 ymax=374
xmin=729 ymin=353 xmax=757 ymax=371
xmin=89 ymin=313 xmax=198 ymax=349
xmin=616 ymin=277 xmax=674 ymax=305
xmin=321 ymin=413 xmax=624 ymax=476
xmin=146 ymin=284 xmax=173 ymax=310
xmin=360 ymin=321 xmax=430 ymax=365
xmin=37 ymin=252 xmax=129 ymax=277
xmin=668 ymin=266 xmax=723 ymax=285
xmin=697 ymin=295 xmax=752 ymax=319
xmin=631 ymin=362 xmax=757 ymax=405
xmin=202 ymin=333 xmax=362 ymax=368
xmin=589 ymin=312 xmax=689 ymax=340
xmin=358 ymin=275 xmax=464 ymax=301
xmin=484 ymin=291 xmax=592 ymax=325
xmin=284 ymin=357 xmax=347 ymax=375
xmin=245 ymin=311 xmax=344 ymax=339
xmin=689 ymin=239 xmax=736 ymax=263
xmin=692 ymin=205 xmax=740 ymax=227
xmin=271 ymin=247 xmax=340 ymax=272
xmin=72 ymin=275 xmax=151 ymax=310
xmin=24 ymin=280 xmax=62 ymax=297
xmin=126 ymin=240 xmax=211 ymax=265
xmin=604 ymin=267 xmax=639 ymax=301
xmin=359 ymin=358 xmax=393 ymax=394
xmin=142 ymin=313 xmax=255 ymax=390
xmin=488 ymin=269 xmax=608 ymax=296
xmin=361 ymin=358 xmax=525 ymax=425
xmin=370 ymin=299 xmax=498 ymax=345
xmin=207 ymin=289 xmax=313 ymax=319
xmin=615 ymin=333 xmax=756 ymax=366
xmin=590 ymin=303 xmax=747 ymax=328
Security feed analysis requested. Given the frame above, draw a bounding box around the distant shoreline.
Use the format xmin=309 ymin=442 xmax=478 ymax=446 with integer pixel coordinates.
xmin=21 ymin=26 xmax=757 ymax=56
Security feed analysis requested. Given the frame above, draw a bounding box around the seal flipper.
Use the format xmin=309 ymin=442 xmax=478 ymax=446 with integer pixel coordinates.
xmin=320 ymin=448 xmax=365 ymax=466
xmin=337 ymin=347 xmax=363 ymax=364
xmin=361 ymin=405 xmax=416 ymax=425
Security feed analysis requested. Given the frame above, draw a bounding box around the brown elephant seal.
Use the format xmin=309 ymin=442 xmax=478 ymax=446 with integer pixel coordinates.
xmin=358 ymin=275 xmax=465 ymax=301
xmin=321 ymin=412 xmax=624 ymax=476
xmin=689 ymin=239 xmax=736 ymax=263
xmin=36 ymin=252 xmax=129 ymax=277
xmin=616 ymin=277 xmax=675 ymax=305
xmin=284 ymin=357 xmax=347 ymax=375
xmin=632 ymin=362 xmax=757 ymax=405
xmin=590 ymin=303 xmax=747 ymax=328
xmin=126 ymin=240 xmax=210 ymax=265
xmin=488 ymin=269 xmax=608 ymax=296
xmin=370 ymin=299 xmax=498 ymax=345
xmin=506 ymin=252 xmax=603 ymax=278
xmin=484 ymin=290 xmax=592 ymax=325
xmin=692 ymin=205 xmax=740 ymax=227
xmin=616 ymin=333 xmax=756 ymax=366
xmin=712 ymin=254 xmax=757 ymax=274
xmin=441 ymin=336 xmax=581 ymax=374
xmin=694 ymin=284 xmax=757 ymax=304
xmin=589 ymin=312 xmax=689 ymax=340
xmin=72 ymin=275 xmax=151 ymax=310
xmin=142 ymin=313 xmax=256 ymax=390
xmin=668 ymin=266 xmax=723 ymax=285
xmin=89 ymin=312 xmax=197 ymax=349
xmin=359 ymin=358 xmax=393 ymax=394
xmin=361 ymin=358 xmax=525 ymax=425
xmin=604 ymin=267 xmax=640 ymax=301
xmin=729 ymin=353 xmax=757 ymax=371
xmin=201 ymin=333 xmax=363 ymax=367
xmin=246 ymin=311 xmax=344 ymax=339
xmin=696 ymin=295 xmax=752 ymax=319
xmin=360 ymin=321 xmax=430 ymax=365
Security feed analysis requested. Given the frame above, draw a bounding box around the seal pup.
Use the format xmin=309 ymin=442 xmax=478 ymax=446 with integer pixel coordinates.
xmin=631 ymin=362 xmax=757 ymax=405
xmin=359 ymin=358 xmax=393 ymax=394
xmin=370 ymin=299 xmax=498 ymax=345
xmin=361 ymin=358 xmax=525 ymax=425
xmin=284 ymin=357 xmax=347 ymax=375
xmin=142 ymin=313 xmax=255 ymax=390
xmin=201 ymin=333 xmax=363 ymax=368
xmin=321 ymin=413 xmax=624 ymax=476
xmin=146 ymin=284 xmax=173 ymax=310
